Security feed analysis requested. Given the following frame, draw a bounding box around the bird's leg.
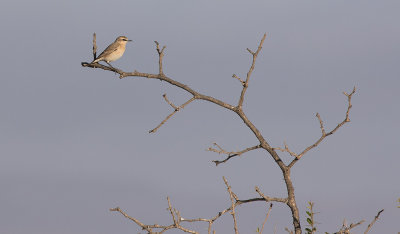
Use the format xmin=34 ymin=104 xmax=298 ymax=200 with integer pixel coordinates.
xmin=105 ymin=61 xmax=118 ymax=75
xmin=106 ymin=61 xmax=115 ymax=69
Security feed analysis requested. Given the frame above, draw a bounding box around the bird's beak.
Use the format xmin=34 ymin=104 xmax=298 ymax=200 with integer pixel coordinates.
xmin=128 ymin=39 xmax=132 ymax=42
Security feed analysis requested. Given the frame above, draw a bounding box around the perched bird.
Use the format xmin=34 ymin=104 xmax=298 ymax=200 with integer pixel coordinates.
xmin=92 ymin=36 xmax=132 ymax=67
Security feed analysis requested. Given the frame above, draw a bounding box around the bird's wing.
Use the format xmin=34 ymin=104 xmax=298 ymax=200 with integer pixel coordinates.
xmin=96 ymin=43 xmax=119 ymax=59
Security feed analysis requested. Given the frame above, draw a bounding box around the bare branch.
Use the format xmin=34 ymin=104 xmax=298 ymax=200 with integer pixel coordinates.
xmin=223 ymin=177 xmax=239 ymax=234
xmin=287 ymin=87 xmax=356 ymax=168
xmin=111 ymin=201 xmax=199 ymax=234
xmin=364 ymin=209 xmax=384 ymax=234
xmin=208 ymin=198 xmax=255 ymax=225
xmin=259 ymin=203 xmax=273 ymax=234
xmin=167 ymin=197 xmax=178 ymax=225
xmin=208 ymin=143 xmax=261 ymax=166
xmin=273 ymin=141 xmax=298 ymax=158
xmin=337 ymin=218 xmax=365 ymax=234
xmin=155 ymin=41 xmax=166 ymax=75
xmin=163 ymin=93 xmax=179 ymax=110
xmin=179 ymin=216 xmax=213 ymax=234
xmin=247 ymin=48 xmax=255 ymax=55
xmin=92 ymin=33 xmax=97 ymax=61
xmin=82 ymin=37 xmax=274 ymax=167
xmin=285 ymin=227 xmax=294 ymax=234
xmin=204 ymin=187 xmax=278 ymax=231
xmin=232 ymin=74 xmax=245 ymax=85
xmin=81 ymin=61 xmax=236 ymax=113
xmin=109 ymin=184 xmax=285 ymax=234
xmin=83 ymin=35 xmax=357 ymax=234
xmin=349 ymin=220 xmax=365 ymax=230
xmin=316 ymin=112 xmax=326 ymax=136
xmin=110 ymin=207 xmax=154 ymax=233
xmin=82 ymin=61 xmax=124 ymax=74
xmin=238 ymin=33 xmax=267 ymax=108
xmin=255 ymin=186 xmax=288 ymax=204
xmin=149 ymin=96 xmax=195 ymax=133
xmin=82 ymin=37 xmax=292 ymax=232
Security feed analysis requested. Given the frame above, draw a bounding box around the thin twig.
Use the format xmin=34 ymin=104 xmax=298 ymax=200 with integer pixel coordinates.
xmin=223 ymin=177 xmax=239 ymax=234
xmin=285 ymin=227 xmax=294 ymax=234
xmin=110 ymin=207 xmax=154 ymax=233
xmin=82 ymin=35 xmax=352 ymax=234
xmin=92 ymin=33 xmax=97 ymax=61
xmin=260 ymin=203 xmax=273 ymax=234
xmin=163 ymin=94 xmax=179 ymax=110
xmin=208 ymin=143 xmax=261 ymax=165
xmin=149 ymin=96 xmax=195 ymax=133
xmin=111 ymin=201 xmax=199 ymax=234
xmin=109 ymin=187 xmax=285 ymax=233
xmin=238 ymin=33 xmax=267 ymax=108
xmin=167 ymin=197 xmax=177 ymax=225
xmin=232 ymin=74 xmax=245 ymax=85
xmin=337 ymin=218 xmax=365 ymax=234
xmin=364 ymin=209 xmax=384 ymax=234
xmin=155 ymin=41 xmax=166 ymax=75
xmin=255 ymin=186 xmax=288 ymax=204
xmin=287 ymin=87 xmax=356 ymax=168
xmin=273 ymin=141 xmax=298 ymax=158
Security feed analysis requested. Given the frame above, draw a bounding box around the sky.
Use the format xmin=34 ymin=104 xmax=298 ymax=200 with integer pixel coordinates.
xmin=0 ymin=0 xmax=399 ymax=233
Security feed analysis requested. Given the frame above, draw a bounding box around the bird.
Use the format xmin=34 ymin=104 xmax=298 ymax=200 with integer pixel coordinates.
xmin=92 ymin=36 xmax=132 ymax=67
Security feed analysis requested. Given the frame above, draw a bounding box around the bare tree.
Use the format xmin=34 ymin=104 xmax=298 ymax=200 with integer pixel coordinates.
xmin=82 ymin=33 xmax=374 ymax=234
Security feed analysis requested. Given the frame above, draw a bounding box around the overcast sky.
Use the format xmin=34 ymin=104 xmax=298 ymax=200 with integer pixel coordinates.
xmin=1 ymin=0 xmax=399 ymax=233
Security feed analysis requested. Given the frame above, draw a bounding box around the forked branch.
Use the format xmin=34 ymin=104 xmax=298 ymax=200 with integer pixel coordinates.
xmin=109 ymin=177 xmax=279 ymax=234
xmin=82 ymin=38 xmax=239 ymax=133
xmin=83 ymin=34 xmax=359 ymax=234
xmin=155 ymin=41 xmax=166 ymax=75
xmin=223 ymin=176 xmax=239 ymax=234
xmin=149 ymin=95 xmax=195 ymax=133
xmin=82 ymin=33 xmax=297 ymax=233
xmin=336 ymin=219 xmax=365 ymax=234
xmin=255 ymin=186 xmax=288 ymax=204
xmin=272 ymin=141 xmax=298 ymax=158
xmin=110 ymin=198 xmax=198 ymax=234
xmin=271 ymin=87 xmax=356 ymax=168
xmin=238 ymin=33 xmax=267 ymax=108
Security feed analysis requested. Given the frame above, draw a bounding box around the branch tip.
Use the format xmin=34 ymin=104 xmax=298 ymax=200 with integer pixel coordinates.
xmin=209 ymin=144 xmax=261 ymax=165
xmin=150 ymin=96 xmax=195 ymax=133
xmin=92 ymin=33 xmax=97 ymax=60
xmin=287 ymin=87 xmax=356 ymax=167
xmin=247 ymin=48 xmax=254 ymax=55
xmin=364 ymin=209 xmax=384 ymax=234
xmin=238 ymin=33 xmax=267 ymax=107
xmin=255 ymin=186 xmax=288 ymax=204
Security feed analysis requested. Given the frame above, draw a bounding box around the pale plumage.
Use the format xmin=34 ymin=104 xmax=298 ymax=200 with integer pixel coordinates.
xmin=92 ymin=36 xmax=132 ymax=66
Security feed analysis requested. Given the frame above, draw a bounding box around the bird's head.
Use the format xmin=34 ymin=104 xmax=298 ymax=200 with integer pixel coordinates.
xmin=116 ymin=36 xmax=132 ymax=44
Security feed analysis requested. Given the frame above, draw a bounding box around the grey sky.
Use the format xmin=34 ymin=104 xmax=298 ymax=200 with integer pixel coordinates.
xmin=1 ymin=0 xmax=399 ymax=233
